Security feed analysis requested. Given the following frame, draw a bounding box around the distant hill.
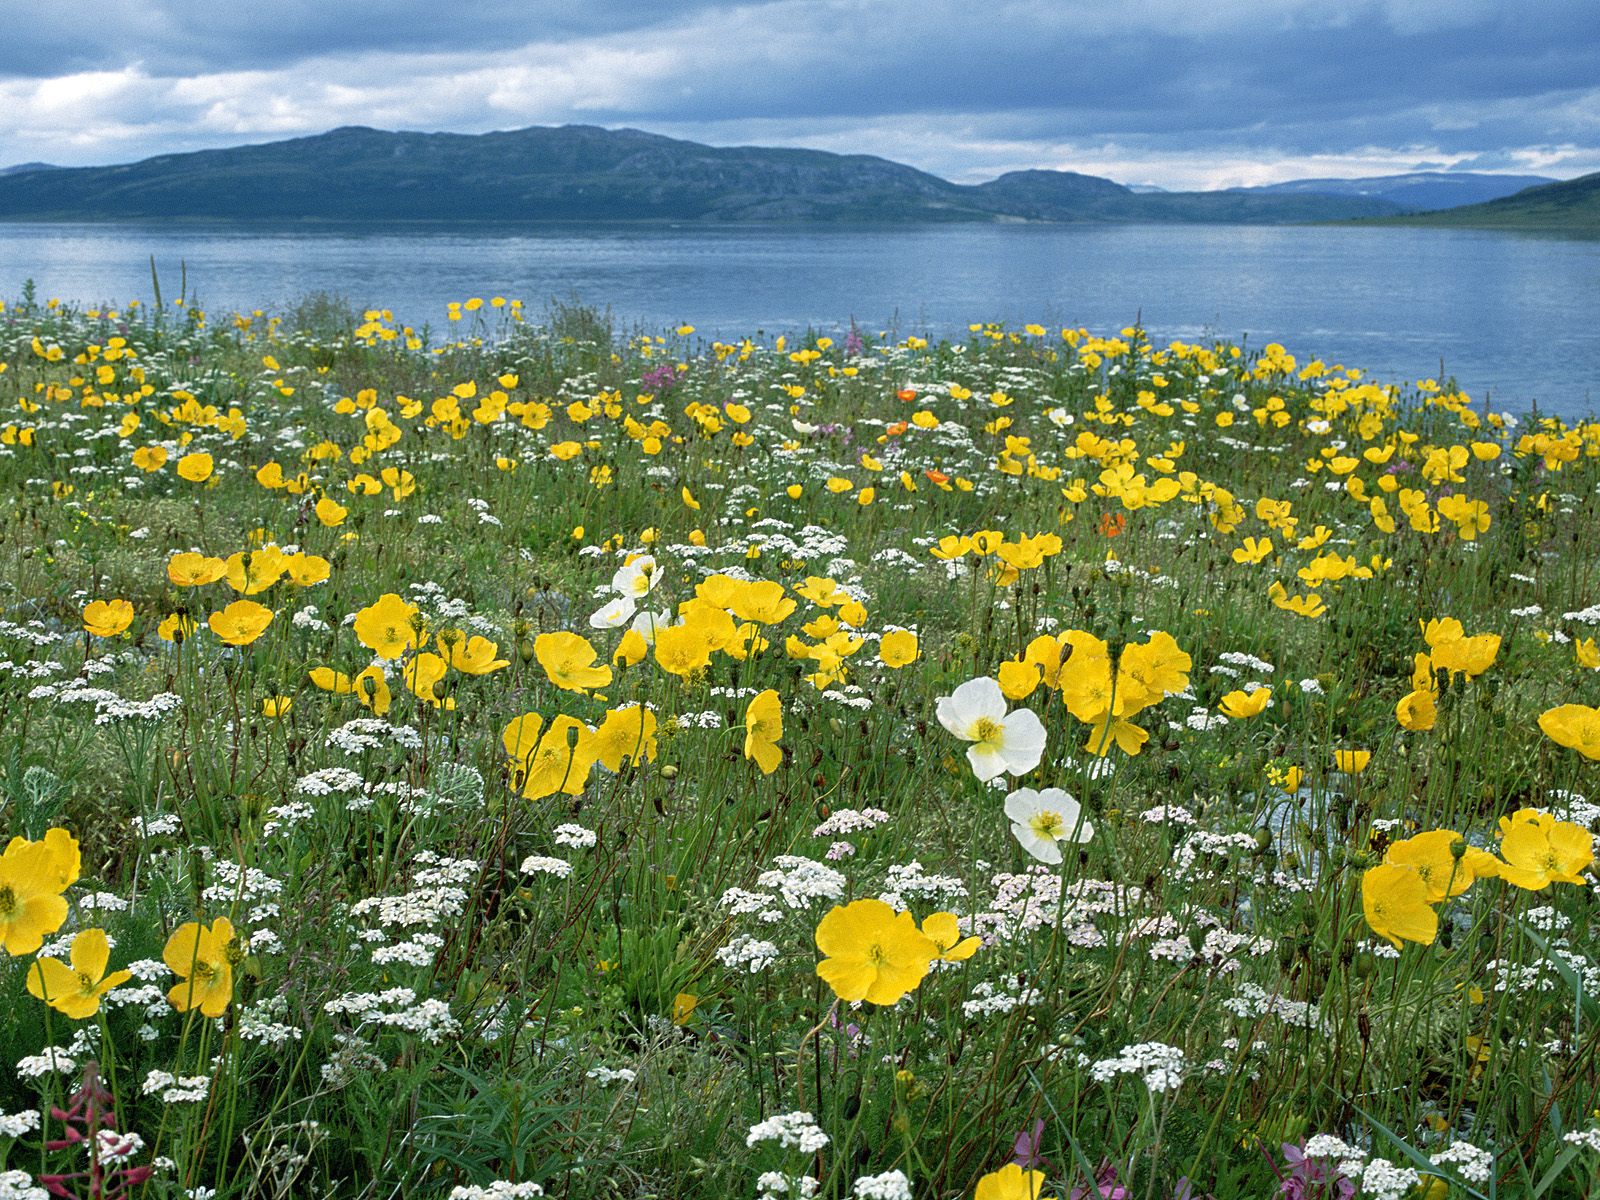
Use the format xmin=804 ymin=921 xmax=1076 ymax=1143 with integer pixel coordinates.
xmin=0 ymin=162 xmax=57 ymax=177
xmin=0 ymin=125 xmax=1406 ymax=226
xmin=1230 ymin=172 xmax=1555 ymax=212
xmin=1380 ymin=172 xmax=1600 ymax=232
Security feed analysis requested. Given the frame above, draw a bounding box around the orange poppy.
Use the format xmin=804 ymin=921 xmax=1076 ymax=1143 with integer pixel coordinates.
xmin=896 ymin=388 xmax=917 ymax=402
xmin=1097 ymin=512 xmax=1127 ymax=538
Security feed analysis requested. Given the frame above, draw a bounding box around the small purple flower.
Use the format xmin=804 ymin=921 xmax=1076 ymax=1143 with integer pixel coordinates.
xmin=1068 ymin=1160 xmax=1128 ymax=1200
xmin=640 ymin=363 xmax=679 ymax=395
xmin=1010 ymin=1119 xmax=1048 ymax=1169
xmin=1273 ymin=1142 xmax=1356 ymax=1200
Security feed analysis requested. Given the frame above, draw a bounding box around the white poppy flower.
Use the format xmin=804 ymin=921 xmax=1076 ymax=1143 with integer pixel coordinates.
xmin=612 ymin=555 xmax=659 ymax=598
xmin=935 ymin=676 xmax=1046 ymax=781
xmin=1004 ymin=787 xmax=1093 ymax=863
xmin=589 ymin=596 xmax=637 ymax=629
xmin=629 ymin=608 xmax=674 ymax=647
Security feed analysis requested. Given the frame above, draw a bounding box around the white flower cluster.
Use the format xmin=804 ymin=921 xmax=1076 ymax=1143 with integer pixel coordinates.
xmin=1561 ymin=602 xmax=1600 ymax=625
xmin=852 ymin=1169 xmax=912 ymax=1200
xmin=447 ymin=1183 xmax=545 ymax=1199
xmin=1354 ymin=1159 xmax=1419 ymax=1200
xmin=40 ymin=683 xmax=180 ymax=724
xmin=552 ymin=823 xmax=597 ymax=849
xmin=1430 ymin=1140 xmax=1493 ymax=1184
xmin=204 ymin=859 xmax=283 ymax=906
xmin=1217 ymin=651 xmax=1275 ymax=674
xmin=756 ymin=856 xmax=846 ymax=910
xmin=96 ymin=1129 xmax=145 ymax=1161
xmin=1089 ymin=1042 xmax=1188 ymax=1094
xmin=295 ymin=766 xmax=366 ymax=797
xmin=143 ymin=1069 xmax=210 ymax=1103
xmin=0 ymin=659 xmax=61 ymax=680
xmin=134 ymin=812 xmax=182 ymax=837
xmin=1548 ymin=789 xmax=1600 ymax=830
xmin=520 ymin=855 xmax=572 ymax=878
xmin=1300 ymin=1135 xmax=1366 ymax=1183
xmin=1223 ymin=984 xmax=1322 ymax=1029
xmin=757 ymin=1173 xmax=820 ymax=1200
xmin=15 ymin=1050 xmax=76 ymax=1079
xmin=1197 ymin=929 xmax=1275 ymax=971
xmin=746 ymin=1111 xmax=829 ymax=1153
xmin=812 ymin=807 xmax=891 ymax=838
xmin=327 ymin=718 xmax=422 ymax=754
xmin=237 ymin=997 xmax=303 ymax=1047
xmin=262 ymin=800 xmax=315 ymax=836
xmin=0 ymin=1109 xmax=41 ymax=1138
xmin=878 ymin=861 xmax=967 ymax=910
xmin=961 ymin=980 xmax=1039 ymax=1019
xmin=0 ymin=1170 xmax=47 ymax=1200
xmin=0 ymin=618 xmax=62 ymax=646
xmin=292 ymin=604 xmax=331 ymax=631
xmin=319 ymin=1032 xmax=387 ymax=1088
xmin=349 ymin=881 xmax=465 ymax=928
xmin=1184 ymin=708 xmax=1229 ymax=732
xmin=722 ymin=887 xmax=782 ymax=922
xmin=717 ymin=934 xmax=781 ymax=973
xmin=371 ymin=932 xmax=444 ymax=966
xmin=1564 ymin=1124 xmax=1600 ymax=1152
xmin=324 ymin=986 xmax=462 ymax=1044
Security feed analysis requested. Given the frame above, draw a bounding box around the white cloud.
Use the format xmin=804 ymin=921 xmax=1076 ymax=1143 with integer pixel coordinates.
xmin=0 ymin=0 xmax=1593 ymax=190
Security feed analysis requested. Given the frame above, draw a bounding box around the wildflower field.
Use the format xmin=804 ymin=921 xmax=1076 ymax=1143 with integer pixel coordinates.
xmin=2 ymin=291 xmax=1600 ymax=1200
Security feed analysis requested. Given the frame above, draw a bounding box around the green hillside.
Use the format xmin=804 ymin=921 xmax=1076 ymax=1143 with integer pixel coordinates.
xmin=0 ymin=124 xmax=1405 ymax=225
xmin=1385 ymin=171 xmax=1600 ymax=232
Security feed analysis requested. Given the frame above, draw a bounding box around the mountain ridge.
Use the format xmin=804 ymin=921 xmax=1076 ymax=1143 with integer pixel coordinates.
xmin=0 ymin=125 xmax=1579 ymax=226
xmin=1226 ymin=171 xmax=1556 ymax=212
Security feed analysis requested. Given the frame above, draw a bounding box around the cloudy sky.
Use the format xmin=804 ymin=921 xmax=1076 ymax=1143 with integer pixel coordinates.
xmin=1 ymin=0 xmax=1597 ymax=190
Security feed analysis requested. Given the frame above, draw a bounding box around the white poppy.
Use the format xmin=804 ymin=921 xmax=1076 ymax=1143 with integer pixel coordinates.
xmin=629 ymin=607 xmax=674 ymax=647
xmin=612 ymin=555 xmax=659 ymax=598
xmin=1004 ymin=787 xmax=1093 ymax=864
xmin=935 ymin=676 xmax=1047 ymax=782
xmin=589 ymin=596 xmax=637 ymax=629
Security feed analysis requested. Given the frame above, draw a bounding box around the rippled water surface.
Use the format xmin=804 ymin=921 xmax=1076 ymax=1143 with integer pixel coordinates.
xmin=2 ymin=221 xmax=1596 ymax=415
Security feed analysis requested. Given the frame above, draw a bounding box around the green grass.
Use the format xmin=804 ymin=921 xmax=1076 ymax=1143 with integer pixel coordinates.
xmin=0 ymin=293 xmax=1597 ymax=1200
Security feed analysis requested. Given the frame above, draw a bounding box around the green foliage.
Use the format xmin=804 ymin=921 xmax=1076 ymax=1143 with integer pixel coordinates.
xmin=0 ymin=293 xmax=1596 ymax=1200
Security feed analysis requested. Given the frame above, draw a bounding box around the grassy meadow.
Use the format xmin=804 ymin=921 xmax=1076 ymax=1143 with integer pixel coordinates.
xmin=1 ymin=289 xmax=1599 ymax=1200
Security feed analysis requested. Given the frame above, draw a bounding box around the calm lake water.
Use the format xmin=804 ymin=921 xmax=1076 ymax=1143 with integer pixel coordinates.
xmin=2 ymin=221 xmax=1597 ymax=417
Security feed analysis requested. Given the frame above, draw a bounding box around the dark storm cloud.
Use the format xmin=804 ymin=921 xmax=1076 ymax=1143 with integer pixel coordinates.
xmin=0 ymin=0 xmax=734 ymax=77
xmin=0 ymin=0 xmax=1595 ymax=188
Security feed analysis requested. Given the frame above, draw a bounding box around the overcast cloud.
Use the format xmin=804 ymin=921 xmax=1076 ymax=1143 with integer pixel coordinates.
xmin=1 ymin=0 xmax=1595 ymax=189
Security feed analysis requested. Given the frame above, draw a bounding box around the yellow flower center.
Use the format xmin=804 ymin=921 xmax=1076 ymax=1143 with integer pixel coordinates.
xmin=865 ymin=943 xmax=889 ymax=967
xmin=0 ymin=885 xmax=14 ymax=915
xmin=1029 ymin=811 xmax=1065 ymax=839
xmin=76 ymin=971 xmax=96 ymax=995
xmin=971 ymin=717 xmax=1003 ymax=745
